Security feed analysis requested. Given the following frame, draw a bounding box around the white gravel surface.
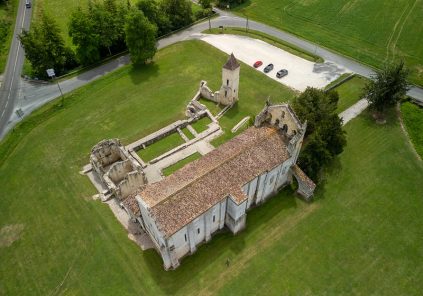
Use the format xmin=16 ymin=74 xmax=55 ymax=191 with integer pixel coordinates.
xmin=197 ymin=34 xmax=350 ymax=92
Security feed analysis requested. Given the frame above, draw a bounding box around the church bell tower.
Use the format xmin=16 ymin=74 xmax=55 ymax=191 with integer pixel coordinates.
xmin=218 ymin=53 xmax=240 ymax=105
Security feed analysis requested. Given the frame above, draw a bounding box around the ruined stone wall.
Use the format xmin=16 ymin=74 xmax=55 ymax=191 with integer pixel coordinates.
xmin=119 ymin=171 xmax=145 ymax=199
xmin=108 ymin=159 xmax=133 ymax=184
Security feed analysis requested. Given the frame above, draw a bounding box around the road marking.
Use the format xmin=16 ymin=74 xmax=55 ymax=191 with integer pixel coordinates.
xmin=0 ymin=3 xmax=27 ymax=121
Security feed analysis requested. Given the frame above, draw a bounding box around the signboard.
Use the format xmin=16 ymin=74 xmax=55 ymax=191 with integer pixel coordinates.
xmin=46 ymin=68 xmax=55 ymax=78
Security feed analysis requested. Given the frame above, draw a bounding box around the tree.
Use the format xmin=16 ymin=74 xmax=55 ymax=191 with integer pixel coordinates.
xmin=292 ymin=87 xmax=346 ymax=180
xmin=69 ymin=7 xmax=101 ymax=65
xmin=124 ymin=8 xmax=157 ymax=65
xmin=160 ymin=0 xmax=193 ymax=31
xmin=19 ymin=13 xmax=75 ymax=78
xmin=199 ymin=0 xmax=211 ymax=9
xmin=364 ymin=61 xmax=409 ymax=115
xmin=69 ymin=0 xmax=128 ymax=65
xmin=137 ymin=0 xmax=171 ymax=36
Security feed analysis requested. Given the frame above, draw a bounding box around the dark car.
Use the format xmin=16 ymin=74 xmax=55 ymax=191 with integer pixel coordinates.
xmin=263 ymin=63 xmax=274 ymax=73
xmin=25 ymin=0 xmax=31 ymax=8
xmin=253 ymin=61 xmax=263 ymax=68
xmin=276 ymin=69 xmax=288 ymax=78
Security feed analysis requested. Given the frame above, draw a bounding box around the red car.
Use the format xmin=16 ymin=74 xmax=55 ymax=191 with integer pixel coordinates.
xmin=253 ymin=61 xmax=263 ymax=68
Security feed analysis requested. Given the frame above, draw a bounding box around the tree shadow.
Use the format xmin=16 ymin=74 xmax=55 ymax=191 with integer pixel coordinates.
xmin=128 ymin=62 xmax=160 ymax=85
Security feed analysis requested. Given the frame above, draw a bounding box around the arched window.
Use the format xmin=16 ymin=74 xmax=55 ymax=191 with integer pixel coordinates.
xmin=227 ymin=79 xmax=229 ymax=86
xmin=282 ymin=124 xmax=288 ymax=133
xmin=225 ymin=90 xmax=227 ymax=97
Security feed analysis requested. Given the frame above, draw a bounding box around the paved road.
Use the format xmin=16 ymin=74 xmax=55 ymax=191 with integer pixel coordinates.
xmin=1 ymin=9 xmax=423 ymax=138
xmin=0 ymin=0 xmax=31 ymax=137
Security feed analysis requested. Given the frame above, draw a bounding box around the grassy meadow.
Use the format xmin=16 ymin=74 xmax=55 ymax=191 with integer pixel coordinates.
xmin=1 ymin=40 xmax=423 ymax=295
xmin=234 ymin=0 xmax=423 ymax=86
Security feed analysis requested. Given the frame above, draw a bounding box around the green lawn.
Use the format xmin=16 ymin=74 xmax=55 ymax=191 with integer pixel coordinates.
xmin=162 ymin=152 xmax=201 ymax=176
xmin=401 ymin=101 xmax=423 ymax=158
xmin=137 ymin=132 xmax=185 ymax=162
xmin=190 ymin=116 xmax=212 ymax=133
xmin=0 ymin=0 xmax=18 ymax=74
xmin=181 ymin=127 xmax=194 ymax=140
xmin=233 ymin=0 xmax=423 ymax=86
xmin=203 ymin=27 xmax=323 ymax=63
xmin=333 ymin=75 xmax=368 ymax=112
xmin=199 ymin=98 xmax=223 ymax=116
xmin=1 ymin=40 xmax=423 ymax=295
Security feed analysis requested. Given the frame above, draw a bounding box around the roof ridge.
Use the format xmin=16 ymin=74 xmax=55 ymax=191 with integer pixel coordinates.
xmin=152 ymin=128 xmax=277 ymax=209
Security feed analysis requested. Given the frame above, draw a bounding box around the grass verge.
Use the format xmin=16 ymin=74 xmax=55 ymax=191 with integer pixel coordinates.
xmin=0 ymin=0 xmax=19 ymax=74
xmin=400 ymin=101 xmax=423 ymax=158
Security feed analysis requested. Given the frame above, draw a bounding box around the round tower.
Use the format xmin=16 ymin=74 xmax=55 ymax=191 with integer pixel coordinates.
xmin=218 ymin=53 xmax=240 ymax=105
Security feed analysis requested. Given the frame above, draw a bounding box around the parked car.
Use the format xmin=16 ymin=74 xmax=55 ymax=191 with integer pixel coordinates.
xmin=264 ymin=63 xmax=274 ymax=73
xmin=25 ymin=0 xmax=31 ymax=8
xmin=276 ymin=69 xmax=288 ymax=78
xmin=253 ymin=61 xmax=263 ymax=68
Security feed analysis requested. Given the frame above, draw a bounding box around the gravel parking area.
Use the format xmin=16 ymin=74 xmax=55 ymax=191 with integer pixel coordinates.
xmin=198 ymin=34 xmax=350 ymax=92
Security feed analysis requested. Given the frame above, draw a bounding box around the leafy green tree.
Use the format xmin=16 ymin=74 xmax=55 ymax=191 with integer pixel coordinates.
xmin=69 ymin=7 xmax=101 ymax=65
xmin=137 ymin=0 xmax=171 ymax=36
xmin=124 ymin=8 xmax=157 ymax=65
xmin=199 ymin=0 xmax=211 ymax=9
xmin=160 ymin=0 xmax=193 ymax=31
xmin=292 ymin=87 xmax=346 ymax=180
xmin=69 ymin=1 xmax=129 ymax=64
xmin=19 ymin=13 xmax=75 ymax=78
xmin=364 ymin=61 xmax=409 ymax=114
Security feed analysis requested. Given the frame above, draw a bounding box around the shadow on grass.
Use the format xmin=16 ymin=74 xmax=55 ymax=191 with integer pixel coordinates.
xmin=128 ymin=62 xmax=160 ymax=85
xmin=141 ymin=187 xmax=298 ymax=294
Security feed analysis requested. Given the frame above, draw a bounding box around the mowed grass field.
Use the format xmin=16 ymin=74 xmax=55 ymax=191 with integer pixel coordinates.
xmin=1 ymin=40 xmax=423 ymax=295
xmin=234 ymin=0 xmax=423 ymax=86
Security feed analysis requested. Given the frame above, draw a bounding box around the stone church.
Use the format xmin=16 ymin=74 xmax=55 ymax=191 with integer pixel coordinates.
xmin=88 ymin=54 xmax=315 ymax=270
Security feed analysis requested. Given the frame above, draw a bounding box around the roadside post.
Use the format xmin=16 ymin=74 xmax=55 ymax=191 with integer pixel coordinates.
xmin=46 ymin=68 xmax=64 ymax=106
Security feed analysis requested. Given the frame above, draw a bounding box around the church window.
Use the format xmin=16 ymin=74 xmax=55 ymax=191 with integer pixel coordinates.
xmin=213 ymin=215 xmax=216 ymax=222
xmin=184 ymin=234 xmax=187 ymax=242
xmin=225 ymin=90 xmax=227 ymax=97
xmin=227 ymin=79 xmax=229 ymax=86
xmin=197 ymin=228 xmax=200 ymax=234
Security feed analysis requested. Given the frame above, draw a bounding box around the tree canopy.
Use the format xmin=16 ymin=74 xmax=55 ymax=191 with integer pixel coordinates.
xmin=124 ymin=8 xmax=157 ymax=65
xmin=137 ymin=0 xmax=171 ymax=36
xmin=69 ymin=0 xmax=128 ymax=65
xmin=364 ymin=61 xmax=409 ymax=113
xmin=160 ymin=0 xmax=193 ymax=30
xmin=19 ymin=13 xmax=75 ymax=78
xmin=292 ymin=87 xmax=347 ymax=180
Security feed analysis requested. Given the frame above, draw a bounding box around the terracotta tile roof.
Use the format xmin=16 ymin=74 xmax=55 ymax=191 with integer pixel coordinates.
xmin=122 ymin=186 xmax=145 ymax=217
xmin=223 ymin=53 xmax=240 ymax=71
xmin=292 ymin=165 xmax=316 ymax=190
xmin=139 ymin=127 xmax=291 ymax=238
